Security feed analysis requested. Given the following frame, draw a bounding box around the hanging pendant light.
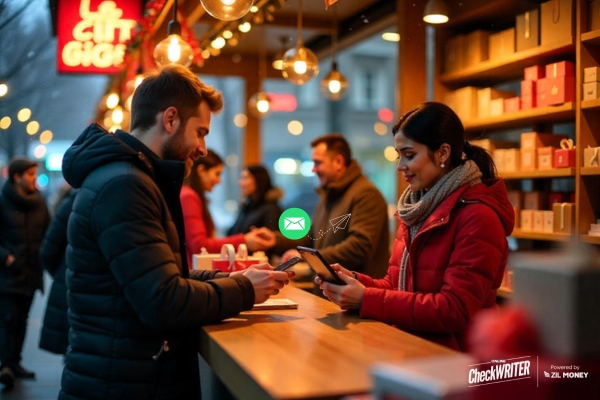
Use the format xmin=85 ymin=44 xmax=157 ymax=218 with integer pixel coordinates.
xmin=201 ymin=0 xmax=254 ymax=21
xmin=423 ymin=0 xmax=449 ymax=24
xmin=321 ymin=7 xmax=348 ymax=101
xmin=282 ymin=0 xmax=319 ymax=85
xmin=154 ymin=0 xmax=194 ymax=67
xmin=272 ymin=36 xmax=289 ymax=70
xmin=248 ymin=29 xmax=272 ymax=119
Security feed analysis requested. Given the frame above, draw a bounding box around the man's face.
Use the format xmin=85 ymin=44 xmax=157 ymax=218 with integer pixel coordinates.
xmin=311 ymin=143 xmax=342 ymax=187
xmin=14 ymin=166 xmax=38 ymax=194
xmin=162 ymin=101 xmax=211 ymax=177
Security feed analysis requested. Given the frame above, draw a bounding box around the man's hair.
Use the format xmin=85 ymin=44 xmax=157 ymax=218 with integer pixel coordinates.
xmin=130 ymin=64 xmax=223 ymax=132
xmin=310 ymin=133 xmax=352 ymax=166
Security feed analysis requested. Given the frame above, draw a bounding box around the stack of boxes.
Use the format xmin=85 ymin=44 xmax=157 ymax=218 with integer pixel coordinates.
xmin=583 ymin=66 xmax=600 ymax=101
xmin=520 ymin=132 xmax=567 ymax=171
xmin=519 ymin=190 xmax=575 ymax=235
xmin=589 ymin=220 xmax=600 ymax=237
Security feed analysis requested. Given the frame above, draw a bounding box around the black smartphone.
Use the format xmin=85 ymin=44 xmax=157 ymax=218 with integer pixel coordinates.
xmin=273 ymin=256 xmax=302 ymax=271
xmin=296 ymin=246 xmax=346 ymax=285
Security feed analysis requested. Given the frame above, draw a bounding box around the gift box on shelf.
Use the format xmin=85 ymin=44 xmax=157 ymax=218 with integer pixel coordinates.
xmin=504 ymin=96 xmax=521 ymax=113
xmin=583 ymin=146 xmax=600 ymax=167
xmin=584 ymin=66 xmax=599 ymax=83
xmin=545 ymin=60 xmax=575 ymax=78
xmin=536 ymin=78 xmax=548 ymax=107
xmin=463 ymin=30 xmax=490 ymax=68
xmin=444 ymin=35 xmax=464 ymax=73
xmin=589 ymin=222 xmax=600 ymax=237
xmin=488 ymin=28 xmax=515 ymax=60
xmin=516 ymin=9 xmax=540 ymax=51
xmin=583 ymin=81 xmax=600 ymax=101
xmin=591 ymin=0 xmax=600 ymax=30
xmin=493 ymin=149 xmax=505 ymax=172
xmin=541 ymin=0 xmax=574 ymax=46
xmin=521 ymin=148 xmax=537 ymax=171
xmin=476 ymin=88 xmax=515 ymax=118
xmin=507 ymin=190 xmax=524 ymax=209
xmin=542 ymin=211 xmax=554 ymax=233
xmin=545 ymin=76 xmax=575 ymax=105
xmin=552 ymin=202 xmax=575 ymax=234
xmin=554 ymin=138 xmax=576 ymax=168
xmin=521 ymin=79 xmax=537 ymax=97
xmin=450 ymin=86 xmax=480 ymax=121
xmin=513 ymin=206 xmax=521 ymax=228
xmin=524 ymin=65 xmax=545 ymax=81
xmin=521 ymin=94 xmax=536 ymax=110
xmin=521 ymin=132 xmax=568 ymax=149
xmin=489 ymin=98 xmax=505 ymax=116
xmin=548 ymin=192 xmax=570 ymax=206
xmin=521 ymin=209 xmax=534 ymax=231
xmin=537 ymin=146 xmax=556 ymax=170
xmin=504 ymin=148 xmax=520 ymax=172
xmin=525 ymin=191 xmax=546 ymax=210
xmin=533 ymin=210 xmax=545 ymax=232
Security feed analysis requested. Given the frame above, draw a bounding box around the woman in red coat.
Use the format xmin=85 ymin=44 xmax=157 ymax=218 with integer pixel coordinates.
xmin=180 ymin=149 xmax=272 ymax=268
xmin=319 ymin=102 xmax=515 ymax=351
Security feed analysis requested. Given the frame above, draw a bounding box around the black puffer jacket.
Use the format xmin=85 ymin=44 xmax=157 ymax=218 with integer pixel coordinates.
xmin=227 ymin=188 xmax=283 ymax=235
xmin=0 ymin=180 xmax=50 ymax=295
xmin=58 ymin=124 xmax=256 ymax=400
xmin=39 ymin=189 xmax=77 ymax=355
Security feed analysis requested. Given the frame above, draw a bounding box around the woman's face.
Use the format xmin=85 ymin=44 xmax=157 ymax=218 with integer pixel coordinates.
xmin=238 ymin=169 xmax=257 ymax=197
xmin=198 ymin=164 xmax=224 ymax=192
xmin=394 ymin=130 xmax=446 ymax=191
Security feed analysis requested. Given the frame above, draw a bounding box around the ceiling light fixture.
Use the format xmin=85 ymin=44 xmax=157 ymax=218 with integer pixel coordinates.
xmin=153 ymin=0 xmax=193 ymax=67
xmin=201 ymin=0 xmax=254 ymax=21
xmin=272 ymin=36 xmax=289 ymax=70
xmin=423 ymin=0 xmax=449 ymax=24
xmin=320 ymin=6 xmax=348 ymax=101
xmin=381 ymin=32 xmax=400 ymax=42
xmin=248 ymin=28 xmax=272 ymax=119
xmin=282 ymin=0 xmax=318 ymax=85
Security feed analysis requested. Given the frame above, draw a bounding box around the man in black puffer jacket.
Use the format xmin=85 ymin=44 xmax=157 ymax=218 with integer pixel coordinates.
xmin=59 ymin=65 xmax=290 ymax=400
xmin=0 ymin=157 xmax=50 ymax=390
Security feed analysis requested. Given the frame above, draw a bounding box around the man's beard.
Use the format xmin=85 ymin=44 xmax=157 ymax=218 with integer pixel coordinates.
xmin=162 ymin=126 xmax=193 ymax=177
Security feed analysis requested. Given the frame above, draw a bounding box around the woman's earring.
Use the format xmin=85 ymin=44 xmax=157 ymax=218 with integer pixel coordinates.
xmin=441 ymin=163 xmax=445 ymax=168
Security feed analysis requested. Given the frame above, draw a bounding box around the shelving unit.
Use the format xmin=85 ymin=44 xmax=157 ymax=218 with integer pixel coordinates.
xmin=511 ymin=229 xmax=571 ymax=242
xmin=501 ymin=168 xmax=575 ymax=180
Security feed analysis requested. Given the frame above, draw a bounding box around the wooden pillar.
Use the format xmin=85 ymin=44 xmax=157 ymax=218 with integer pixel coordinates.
xmin=243 ymin=56 xmax=261 ymax=166
xmin=396 ymin=0 xmax=428 ymax=196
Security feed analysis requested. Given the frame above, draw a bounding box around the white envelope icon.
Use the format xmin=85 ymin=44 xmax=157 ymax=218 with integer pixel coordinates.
xmin=284 ymin=217 xmax=305 ymax=230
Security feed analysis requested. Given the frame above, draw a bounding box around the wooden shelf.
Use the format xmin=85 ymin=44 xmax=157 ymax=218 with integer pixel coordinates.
xmin=497 ymin=286 xmax=513 ymax=299
xmin=580 ymin=234 xmax=600 ymax=245
xmin=463 ymin=102 xmax=575 ymax=133
xmin=501 ymin=168 xmax=575 ymax=180
xmin=511 ymin=229 xmax=572 ymax=242
xmin=440 ymin=37 xmax=575 ymax=87
xmin=582 ymin=99 xmax=600 ymax=110
xmin=581 ymin=29 xmax=600 ymax=45
xmin=581 ymin=167 xmax=600 ymax=176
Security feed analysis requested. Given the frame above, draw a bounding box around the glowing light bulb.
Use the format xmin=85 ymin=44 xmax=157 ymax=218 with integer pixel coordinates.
xmin=112 ymin=107 xmax=124 ymax=124
xmin=294 ymin=61 xmax=307 ymax=74
xmin=168 ymin=37 xmax=181 ymax=62
xmin=221 ymin=0 xmax=235 ymax=5
xmin=134 ymin=74 xmax=144 ymax=89
xmin=106 ymin=93 xmax=119 ymax=109
xmin=328 ymin=79 xmax=341 ymax=94
xmin=257 ymin=99 xmax=270 ymax=113
xmin=201 ymin=0 xmax=253 ymax=21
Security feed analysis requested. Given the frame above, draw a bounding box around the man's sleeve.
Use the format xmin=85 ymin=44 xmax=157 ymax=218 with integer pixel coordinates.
xmin=91 ymin=175 xmax=254 ymax=330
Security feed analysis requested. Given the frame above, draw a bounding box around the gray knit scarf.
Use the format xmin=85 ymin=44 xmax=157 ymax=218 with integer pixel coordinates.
xmin=396 ymin=160 xmax=482 ymax=291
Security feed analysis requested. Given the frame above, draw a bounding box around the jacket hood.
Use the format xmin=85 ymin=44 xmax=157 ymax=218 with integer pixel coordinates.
xmin=461 ymin=178 xmax=515 ymax=236
xmin=62 ymin=124 xmax=149 ymax=188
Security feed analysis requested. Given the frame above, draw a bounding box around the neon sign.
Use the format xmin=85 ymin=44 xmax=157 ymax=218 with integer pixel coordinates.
xmin=57 ymin=0 xmax=141 ymax=73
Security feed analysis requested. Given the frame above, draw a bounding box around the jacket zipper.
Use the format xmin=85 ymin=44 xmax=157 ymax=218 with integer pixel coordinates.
xmin=152 ymin=340 xmax=170 ymax=361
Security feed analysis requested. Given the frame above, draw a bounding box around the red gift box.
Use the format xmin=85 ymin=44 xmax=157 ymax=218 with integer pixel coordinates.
xmin=504 ymin=97 xmax=521 ymax=113
xmin=521 ymin=95 xmax=536 ymax=110
xmin=554 ymin=138 xmax=576 ymax=168
xmin=548 ymin=192 xmax=569 ymax=206
xmin=212 ymin=259 xmax=258 ymax=272
xmin=545 ymin=60 xmax=575 ymax=78
xmin=524 ymin=65 xmax=545 ymax=81
xmin=545 ymin=76 xmax=574 ymax=105
xmin=521 ymin=80 xmax=536 ymax=97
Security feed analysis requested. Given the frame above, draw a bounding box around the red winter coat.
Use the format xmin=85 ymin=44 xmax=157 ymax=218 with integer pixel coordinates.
xmin=357 ymin=179 xmax=515 ymax=351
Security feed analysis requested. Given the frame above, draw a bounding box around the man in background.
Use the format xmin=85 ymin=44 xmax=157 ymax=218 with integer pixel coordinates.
xmin=0 ymin=157 xmax=50 ymax=390
xmin=272 ymin=134 xmax=389 ymax=279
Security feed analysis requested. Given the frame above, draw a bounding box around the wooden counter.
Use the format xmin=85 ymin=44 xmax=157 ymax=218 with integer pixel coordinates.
xmin=198 ymin=285 xmax=456 ymax=400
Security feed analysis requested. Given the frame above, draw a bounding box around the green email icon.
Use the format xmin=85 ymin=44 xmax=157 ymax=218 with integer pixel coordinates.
xmin=284 ymin=217 xmax=305 ymax=230
xmin=279 ymin=208 xmax=311 ymax=239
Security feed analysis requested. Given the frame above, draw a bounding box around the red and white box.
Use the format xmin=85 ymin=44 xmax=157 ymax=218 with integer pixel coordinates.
xmin=524 ymin=65 xmax=545 ymax=81
xmin=544 ymin=76 xmax=575 ymax=105
xmin=521 ymin=132 xmax=567 ymax=150
xmin=536 ymin=78 xmax=548 ymax=107
xmin=554 ymin=138 xmax=576 ymax=168
xmin=545 ymin=60 xmax=575 ymax=78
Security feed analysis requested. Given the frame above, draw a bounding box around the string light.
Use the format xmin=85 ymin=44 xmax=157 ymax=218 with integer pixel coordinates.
xmin=154 ymin=0 xmax=193 ymax=67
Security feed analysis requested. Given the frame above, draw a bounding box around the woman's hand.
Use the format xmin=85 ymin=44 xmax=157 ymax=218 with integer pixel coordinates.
xmin=318 ymin=270 xmax=364 ymax=311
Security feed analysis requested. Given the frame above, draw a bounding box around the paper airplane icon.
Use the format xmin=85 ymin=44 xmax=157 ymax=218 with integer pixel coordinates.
xmin=329 ymin=214 xmax=351 ymax=232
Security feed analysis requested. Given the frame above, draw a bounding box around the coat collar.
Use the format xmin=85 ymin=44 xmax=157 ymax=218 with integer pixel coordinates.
xmin=315 ymin=159 xmax=363 ymax=200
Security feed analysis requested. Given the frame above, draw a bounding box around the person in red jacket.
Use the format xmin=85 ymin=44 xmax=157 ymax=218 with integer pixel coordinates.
xmin=319 ymin=102 xmax=515 ymax=351
xmin=180 ymin=149 xmax=272 ymax=268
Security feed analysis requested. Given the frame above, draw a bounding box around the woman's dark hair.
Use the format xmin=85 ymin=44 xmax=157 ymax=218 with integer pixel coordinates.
xmin=245 ymin=165 xmax=273 ymax=202
xmin=392 ymin=102 xmax=497 ymax=179
xmin=185 ymin=149 xmax=224 ymax=235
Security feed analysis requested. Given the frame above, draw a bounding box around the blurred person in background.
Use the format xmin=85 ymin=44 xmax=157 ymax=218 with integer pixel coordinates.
xmin=318 ymin=102 xmax=514 ymax=351
xmin=0 ymin=157 xmax=50 ymax=390
xmin=38 ymin=187 xmax=78 ymax=358
xmin=181 ymin=150 xmax=273 ymax=268
xmin=269 ymin=133 xmax=389 ymax=279
xmin=227 ymin=165 xmax=282 ymax=235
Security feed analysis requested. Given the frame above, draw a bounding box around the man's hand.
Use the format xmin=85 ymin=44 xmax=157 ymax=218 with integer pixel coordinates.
xmin=5 ymin=254 xmax=15 ymax=267
xmin=281 ymin=249 xmax=300 ymax=262
xmin=318 ymin=270 xmax=364 ymax=311
xmin=242 ymin=269 xmax=293 ymax=304
xmin=244 ymin=227 xmax=276 ymax=251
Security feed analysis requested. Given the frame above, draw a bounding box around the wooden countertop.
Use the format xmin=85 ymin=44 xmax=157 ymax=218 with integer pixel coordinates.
xmin=199 ymin=285 xmax=456 ymax=400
